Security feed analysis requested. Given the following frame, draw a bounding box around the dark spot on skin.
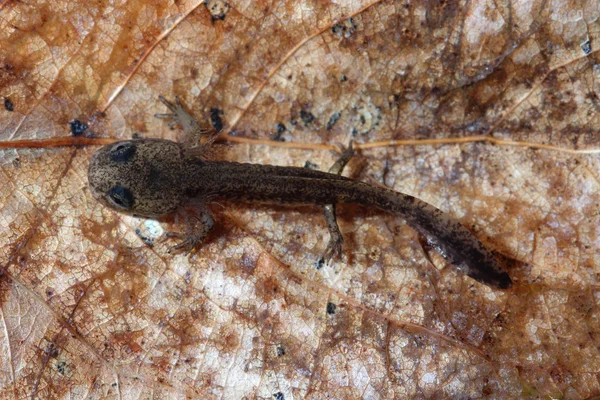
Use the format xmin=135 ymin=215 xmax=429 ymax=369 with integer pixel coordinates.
xmin=210 ymin=108 xmax=224 ymax=131
xmin=339 ymin=74 xmax=347 ymax=82
xmin=12 ymin=157 xmax=20 ymax=168
xmin=300 ymin=110 xmax=315 ymax=126
xmin=326 ymin=112 xmax=341 ymax=130
xmin=4 ymin=98 xmax=14 ymax=111
xmin=276 ymin=346 xmax=285 ymax=357
xmin=304 ymin=161 xmax=318 ymax=170
xmin=274 ymin=392 xmax=284 ymax=400
xmin=276 ymin=122 xmax=286 ymax=134
xmin=108 ymin=186 xmax=134 ymax=209
xmin=109 ymin=142 xmax=136 ymax=162
xmin=68 ymin=119 xmax=88 ymax=136
xmin=326 ymin=302 xmax=336 ymax=315
xmin=290 ymin=118 xmax=297 ymax=126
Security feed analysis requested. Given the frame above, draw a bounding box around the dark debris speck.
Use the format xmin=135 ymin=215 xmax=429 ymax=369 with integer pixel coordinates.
xmin=304 ymin=161 xmax=318 ymax=170
xmin=56 ymin=361 xmax=67 ymax=375
xmin=210 ymin=107 xmax=224 ymax=131
xmin=134 ymin=229 xmax=154 ymax=247
xmin=276 ymin=346 xmax=285 ymax=357
xmin=204 ymin=0 xmax=229 ymax=21
xmin=326 ymin=302 xmax=336 ymax=315
xmin=274 ymin=392 xmax=284 ymax=400
xmin=326 ymin=112 xmax=341 ymax=130
xmin=68 ymin=119 xmax=88 ymax=136
xmin=316 ymin=257 xmax=325 ymax=270
xmin=4 ymin=97 xmax=14 ymax=111
xmin=272 ymin=122 xmax=286 ymax=141
xmin=276 ymin=122 xmax=286 ymax=134
xmin=332 ymin=18 xmax=357 ymax=38
xmin=581 ymin=39 xmax=592 ymax=55
xmin=300 ymin=109 xmax=315 ymax=126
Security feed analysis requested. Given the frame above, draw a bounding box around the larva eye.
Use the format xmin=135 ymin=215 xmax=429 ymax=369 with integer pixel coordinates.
xmin=107 ymin=186 xmax=134 ymax=210
xmin=109 ymin=142 xmax=136 ymax=162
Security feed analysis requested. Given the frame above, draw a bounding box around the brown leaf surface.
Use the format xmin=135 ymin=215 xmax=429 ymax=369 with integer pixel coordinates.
xmin=1 ymin=0 xmax=600 ymax=398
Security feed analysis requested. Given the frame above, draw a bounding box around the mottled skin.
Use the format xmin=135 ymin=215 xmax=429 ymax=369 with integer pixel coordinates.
xmin=88 ymin=97 xmax=512 ymax=289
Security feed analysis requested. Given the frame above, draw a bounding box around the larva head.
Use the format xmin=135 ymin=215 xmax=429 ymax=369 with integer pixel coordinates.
xmin=88 ymin=139 xmax=188 ymax=218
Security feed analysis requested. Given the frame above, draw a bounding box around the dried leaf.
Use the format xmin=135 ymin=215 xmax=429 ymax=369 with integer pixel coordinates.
xmin=1 ymin=0 xmax=600 ymax=398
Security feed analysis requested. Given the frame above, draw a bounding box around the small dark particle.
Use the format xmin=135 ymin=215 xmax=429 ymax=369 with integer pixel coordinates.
xmin=304 ymin=161 xmax=318 ymax=170
xmin=271 ymin=133 xmax=285 ymax=142
xmin=210 ymin=107 xmax=224 ymax=131
xmin=272 ymin=123 xmax=286 ymax=141
xmin=276 ymin=346 xmax=285 ymax=357
xmin=204 ymin=0 xmax=229 ymax=21
xmin=134 ymin=228 xmax=155 ymax=247
xmin=332 ymin=18 xmax=357 ymax=38
xmin=315 ymin=257 xmax=325 ymax=270
xmin=326 ymin=302 xmax=336 ymax=315
xmin=273 ymin=392 xmax=284 ymax=400
xmin=68 ymin=119 xmax=88 ymax=136
xmin=339 ymin=74 xmax=347 ymax=82
xmin=56 ymin=361 xmax=67 ymax=375
xmin=326 ymin=112 xmax=341 ymax=130
xmin=290 ymin=118 xmax=297 ymax=126
xmin=276 ymin=122 xmax=286 ymax=134
xmin=12 ymin=157 xmax=20 ymax=169
xmin=46 ymin=344 xmax=59 ymax=358
xmin=300 ymin=109 xmax=315 ymax=126
xmin=132 ymin=132 xmax=142 ymax=139
xmin=581 ymin=39 xmax=592 ymax=55
xmin=4 ymin=97 xmax=14 ymax=111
